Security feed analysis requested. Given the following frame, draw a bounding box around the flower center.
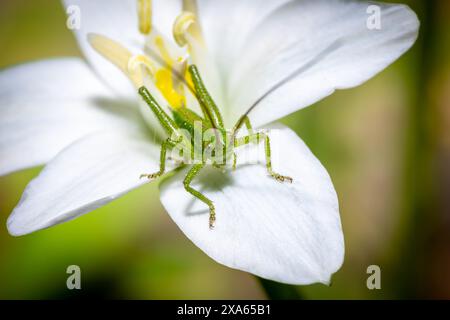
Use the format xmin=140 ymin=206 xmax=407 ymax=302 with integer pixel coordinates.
xmin=88 ymin=0 xmax=205 ymax=110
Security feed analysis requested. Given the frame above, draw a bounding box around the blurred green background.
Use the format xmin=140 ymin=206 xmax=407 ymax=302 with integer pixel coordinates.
xmin=0 ymin=0 xmax=449 ymax=299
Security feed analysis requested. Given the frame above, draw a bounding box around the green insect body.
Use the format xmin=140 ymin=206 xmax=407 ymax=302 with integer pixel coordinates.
xmin=139 ymin=64 xmax=293 ymax=229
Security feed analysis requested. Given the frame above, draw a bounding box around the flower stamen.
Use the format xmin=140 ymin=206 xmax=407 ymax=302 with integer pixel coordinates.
xmin=127 ymin=54 xmax=156 ymax=87
xmin=154 ymin=60 xmax=187 ymax=109
xmin=137 ymin=0 xmax=152 ymax=35
xmin=173 ymin=11 xmax=206 ymax=73
xmin=151 ymin=36 xmax=188 ymax=109
xmin=172 ymin=3 xmax=211 ymax=83
xmin=182 ymin=0 xmax=198 ymax=14
xmin=88 ymin=33 xmax=142 ymax=86
xmin=89 ymin=2 xmax=198 ymax=110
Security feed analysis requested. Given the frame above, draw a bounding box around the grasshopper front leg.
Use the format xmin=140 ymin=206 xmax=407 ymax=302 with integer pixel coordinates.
xmin=184 ymin=163 xmax=216 ymax=229
xmin=231 ymin=115 xmax=256 ymax=171
xmin=234 ymin=132 xmax=293 ymax=183
xmin=140 ymin=138 xmax=176 ymax=180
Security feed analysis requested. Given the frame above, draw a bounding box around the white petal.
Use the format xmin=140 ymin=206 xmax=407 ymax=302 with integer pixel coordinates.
xmin=198 ymin=0 xmax=291 ymax=80
xmin=62 ymin=0 xmax=181 ymax=97
xmin=204 ymin=0 xmax=419 ymax=127
xmin=152 ymin=0 xmax=182 ymax=41
xmin=0 ymin=58 xmax=144 ymax=176
xmin=159 ymin=124 xmax=344 ymax=285
xmin=193 ymin=0 xmax=291 ymax=111
xmin=7 ymin=132 xmax=161 ymax=236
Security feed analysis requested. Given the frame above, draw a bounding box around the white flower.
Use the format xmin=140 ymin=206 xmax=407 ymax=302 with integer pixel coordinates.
xmin=0 ymin=0 xmax=419 ymax=285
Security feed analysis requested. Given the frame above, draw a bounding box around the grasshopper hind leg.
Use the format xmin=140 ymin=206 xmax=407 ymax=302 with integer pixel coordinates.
xmin=262 ymin=133 xmax=293 ymax=183
xmin=184 ymin=164 xmax=216 ymax=229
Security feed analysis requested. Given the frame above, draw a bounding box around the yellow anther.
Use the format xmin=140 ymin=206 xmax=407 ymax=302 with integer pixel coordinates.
xmin=88 ymin=30 xmax=189 ymax=108
xmin=171 ymin=59 xmax=188 ymax=97
xmin=173 ymin=11 xmax=204 ymax=48
xmin=155 ymin=68 xmax=186 ymax=109
xmin=183 ymin=0 xmax=198 ymax=14
xmin=137 ymin=0 xmax=152 ymax=35
xmin=128 ymin=54 xmax=157 ymax=87
xmin=88 ymin=33 xmax=132 ymax=75
xmin=128 ymin=54 xmax=156 ymax=76
xmin=154 ymin=36 xmax=175 ymax=66
xmin=157 ymin=56 xmax=187 ymax=109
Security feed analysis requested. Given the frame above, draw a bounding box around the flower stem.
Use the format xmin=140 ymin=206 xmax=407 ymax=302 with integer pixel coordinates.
xmin=256 ymin=277 xmax=303 ymax=300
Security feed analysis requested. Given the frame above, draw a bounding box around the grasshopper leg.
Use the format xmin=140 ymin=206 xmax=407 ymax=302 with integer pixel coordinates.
xmin=231 ymin=115 xmax=257 ymax=169
xmin=234 ymin=132 xmax=293 ymax=183
xmin=184 ymin=164 xmax=216 ymax=229
xmin=140 ymin=138 xmax=174 ymax=180
xmin=242 ymin=115 xmax=254 ymax=135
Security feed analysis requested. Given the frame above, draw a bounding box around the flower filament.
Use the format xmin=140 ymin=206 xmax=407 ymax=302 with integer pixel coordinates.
xmin=88 ymin=0 xmax=206 ymax=112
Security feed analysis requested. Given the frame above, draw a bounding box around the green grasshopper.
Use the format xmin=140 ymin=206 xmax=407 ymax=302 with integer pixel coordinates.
xmin=138 ymin=63 xmax=293 ymax=229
